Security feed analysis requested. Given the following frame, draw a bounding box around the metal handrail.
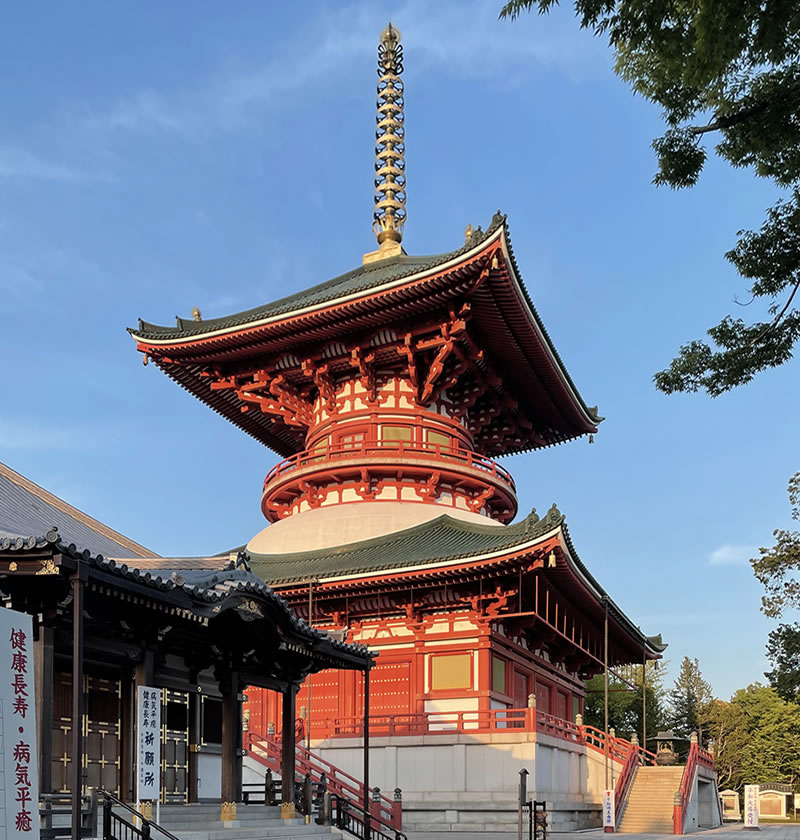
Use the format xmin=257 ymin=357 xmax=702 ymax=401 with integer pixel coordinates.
xmin=100 ymin=789 xmax=181 ymax=840
xmin=245 ymin=731 xmax=399 ymax=825
xmin=263 ymin=440 xmax=516 ymax=491
xmin=329 ymin=793 xmax=407 ymax=840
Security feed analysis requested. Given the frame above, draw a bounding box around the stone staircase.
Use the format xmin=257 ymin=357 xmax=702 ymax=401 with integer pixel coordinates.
xmin=617 ymin=765 xmax=684 ymax=834
xmin=130 ymin=803 xmax=337 ymax=840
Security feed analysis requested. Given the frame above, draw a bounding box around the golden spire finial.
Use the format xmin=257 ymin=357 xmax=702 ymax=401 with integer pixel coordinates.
xmin=372 ymin=22 xmax=406 ymax=252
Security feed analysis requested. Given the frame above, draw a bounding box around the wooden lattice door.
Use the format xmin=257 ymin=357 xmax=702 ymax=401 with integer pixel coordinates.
xmin=161 ymin=688 xmax=190 ymax=803
xmin=51 ymin=673 xmax=121 ymax=795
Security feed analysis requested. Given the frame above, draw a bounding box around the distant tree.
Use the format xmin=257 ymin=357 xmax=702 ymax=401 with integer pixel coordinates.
xmin=669 ymin=656 xmax=712 ymax=741
xmin=752 ymin=472 xmax=800 ymax=618
xmin=499 ymin=0 xmax=800 ymax=396
xmin=584 ymin=661 xmax=666 ymax=741
xmin=701 ymin=698 xmax=750 ymax=790
xmin=703 ymin=684 xmax=800 ymax=790
xmin=765 ymin=623 xmax=800 ymax=702
xmin=734 ymin=684 xmax=800 ymax=787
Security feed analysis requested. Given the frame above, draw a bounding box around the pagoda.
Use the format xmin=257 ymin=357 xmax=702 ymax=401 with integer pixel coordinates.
xmin=130 ymin=24 xmax=665 ymax=828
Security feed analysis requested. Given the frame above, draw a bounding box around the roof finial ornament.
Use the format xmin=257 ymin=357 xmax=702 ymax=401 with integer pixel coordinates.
xmin=364 ymin=23 xmax=407 ymax=265
xmin=192 ymin=306 xmax=202 ymax=322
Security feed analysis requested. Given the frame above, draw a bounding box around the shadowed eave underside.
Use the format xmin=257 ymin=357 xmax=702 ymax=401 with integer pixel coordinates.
xmin=129 ymin=214 xmax=602 ymax=458
xmin=246 ymin=505 xmax=666 ymax=658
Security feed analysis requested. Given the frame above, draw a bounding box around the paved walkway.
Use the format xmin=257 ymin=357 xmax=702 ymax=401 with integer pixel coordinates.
xmin=407 ymin=824 xmax=800 ymax=840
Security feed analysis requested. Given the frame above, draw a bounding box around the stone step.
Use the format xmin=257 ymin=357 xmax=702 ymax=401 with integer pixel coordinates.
xmin=157 ymin=822 xmax=329 ymax=835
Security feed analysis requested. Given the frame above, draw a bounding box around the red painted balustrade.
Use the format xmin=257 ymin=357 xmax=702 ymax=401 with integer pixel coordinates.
xmin=673 ymin=742 xmax=716 ymax=834
xmin=243 ymin=730 xmax=402 ymax=829
xmin=263 ymin=440 xmax=517 ymax=492
xmin=244 ymin=711 xmax=711 ymax=836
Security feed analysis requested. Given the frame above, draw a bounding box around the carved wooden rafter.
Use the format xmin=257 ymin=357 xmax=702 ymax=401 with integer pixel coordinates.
xmin=465 ymin=486 xmax=494 ymax=514
xmin=210 ymin=370 xmax=313 ymax=429
xmin=297 ymin=479 xmax=328 ymax=509
xmin=414 ymin=471 xmax=441 ymax=501
xmin=302 ymin=360 xmax=338 ymax=413
xmin=355 ymin=468 xmax=385 ymax=501
xmin=350 ymin=347 xmax=379 ymax=404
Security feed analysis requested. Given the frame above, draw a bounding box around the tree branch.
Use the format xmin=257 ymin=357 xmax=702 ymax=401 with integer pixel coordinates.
xmin=750 ymin=277 xmax=800 ymax=345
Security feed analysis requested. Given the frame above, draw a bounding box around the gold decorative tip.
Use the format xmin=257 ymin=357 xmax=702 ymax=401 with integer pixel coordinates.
xmin=192 ymin=306 xmax=202 ymax=321
xmin=372 ymin=22 xmax=406 ymax=250
xmin=464 ymin=224 xmax=474 ymax=244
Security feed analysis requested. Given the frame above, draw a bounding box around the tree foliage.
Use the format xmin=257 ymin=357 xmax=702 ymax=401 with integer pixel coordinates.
xmin=669 ymin=656 xmax=712 ymax=740
xmin=702 ymin=684 xmax=800 ymax=790
xmin=752 ymin=471 xmax=800 ymax=617
xmin=500 ymin=0 xmax=800 ymax=395
xmin=765 ymin=623 xmax=800 ymax=702
xmin=583 ymin=661 xmax=667 ymax=741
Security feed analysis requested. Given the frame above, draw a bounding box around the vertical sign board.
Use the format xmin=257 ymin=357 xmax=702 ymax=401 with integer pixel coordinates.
xmin=744 ymin=785 xmax=759 ymax=829
xmin=0 ymin=607 xmax=39 ymax=839
xmin=136 ymin=686 xmax=162 ymax=803
xmin=603 ymin=790 xmax=615 ymax=829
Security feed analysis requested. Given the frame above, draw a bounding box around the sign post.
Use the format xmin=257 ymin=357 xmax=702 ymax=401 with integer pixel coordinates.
xmin=0 ymin=608 xmax=39 ymax=839
xmin=136 ymin=686 xmax=162 ymax=812
xmin=603 ymin=789 xmax=615 ymax=833
xmin=744 ymin=785 xmax=760 ymax=830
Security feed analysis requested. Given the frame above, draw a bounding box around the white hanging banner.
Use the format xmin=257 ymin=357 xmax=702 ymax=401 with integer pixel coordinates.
xmin=0 ymin=607 xmax=40 ymax=838
xmin=603 ymin=789 xmax=615 ymax=829
xmin=136 ymin=686 xmax=162 ymax=802
xmin=744 ymin=785 xmax=759 ymax=829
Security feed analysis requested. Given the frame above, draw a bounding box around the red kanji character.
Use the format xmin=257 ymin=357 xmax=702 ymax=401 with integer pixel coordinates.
xmin=15 ymin=764 xmax=30 ymax=786
xmin=16 ymin=787 xmax=31 ymax=808
xmin=13 ymin=696 xmax=28 ymax=717
xmin=13 ymin=673 xmax=27 ymax=696
xmin=11 ymin=652 xmax=27 ymax=673
xmin=13 ymin=742 xmax=30 ymax=763
xmin=10 ymin=628 xmax=26 ymax=650
xmin=15 ymin=808 xmax=32 ymax=831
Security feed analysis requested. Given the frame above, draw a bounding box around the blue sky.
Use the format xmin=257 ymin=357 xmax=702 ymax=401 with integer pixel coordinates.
xmin=1 ymin=1 xmax=796 ymax=702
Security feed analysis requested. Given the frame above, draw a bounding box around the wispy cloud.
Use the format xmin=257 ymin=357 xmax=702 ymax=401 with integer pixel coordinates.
xmin=709 ymin=544 xmax=758 ymax=567
xmin=0 ymin=146 xmax=107 ymax=182
xmin=80 ymin=1 xmax=603 ymax=140
xmin=0 ymin=416 xmax=144 ymax=454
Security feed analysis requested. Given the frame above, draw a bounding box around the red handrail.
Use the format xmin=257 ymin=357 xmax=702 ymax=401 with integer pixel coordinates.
xmin=313 ymin=707 xmax=532 ymax=737
xmin=243 ymin=730 xmax=401 ymax=829
xmin=674 ymin=742 xmax=698 ymax=834
xmin=263 ymin=440 xmax=516 ymax=491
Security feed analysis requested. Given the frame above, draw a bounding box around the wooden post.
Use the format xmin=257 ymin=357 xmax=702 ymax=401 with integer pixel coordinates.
xmin=34 ymin=623 xmax=54 ymax=794
xmin=363 ymin=666 xmax=371 ymax=840
xmin=281 ymin=684 xmax=297 ymax=818
xmin=131 ymin=648 xmax=155 ymax=805
xmin=603 ymin=596 xmax=609 ymax=791
xmin=221 ymin=671 xmax=240 ymax=822
xmin=71 ymin=565 xmax=87 ymax=840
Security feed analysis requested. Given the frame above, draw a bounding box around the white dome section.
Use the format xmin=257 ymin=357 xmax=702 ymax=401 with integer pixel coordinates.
xmin=247 ymin=501 xmax=503 ymax=556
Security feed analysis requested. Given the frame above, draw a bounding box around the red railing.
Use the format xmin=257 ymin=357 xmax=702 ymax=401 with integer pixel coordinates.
xmin=613 ymin=744 xmax=658 ymax=830
xmin=263 ymin=441 xmax=517 ymax=492
xmin=243 ymin=730 xmax=402 ymax=829
xmin=309 ymin=707 xmax=533 ymax=737
xmin=673 ymin=741 xmax=716 ymax=834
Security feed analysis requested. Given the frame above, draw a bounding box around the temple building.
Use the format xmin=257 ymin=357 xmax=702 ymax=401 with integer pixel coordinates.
xmin=125 ymin=23 xmax=669 ymax=831
xmin=0 ymin=460 xmax=373 ymax=825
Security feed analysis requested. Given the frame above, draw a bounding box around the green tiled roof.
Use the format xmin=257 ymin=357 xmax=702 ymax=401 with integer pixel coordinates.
xmin=130 ymin=220 xmax=502 ymax=341
xmin=246 ymin=504 xmax=667 ymax=656
xmin=248 ymin=505 xmax=562 ymax=584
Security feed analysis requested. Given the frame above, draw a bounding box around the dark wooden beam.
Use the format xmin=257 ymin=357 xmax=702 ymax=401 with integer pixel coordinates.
xmin=220 ymin=669 xmax=240 ymax=821
xmin=71 ymin=565 xmax=87 ymax=840
xmin=34 ymin=623 xmax=54 ymax=793
xmin=281 ymin=684 xmax=298 ymax=817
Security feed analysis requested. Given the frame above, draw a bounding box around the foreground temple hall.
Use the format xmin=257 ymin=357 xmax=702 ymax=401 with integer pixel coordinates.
xmin=124 ymin=23 xmax=674 ymax=831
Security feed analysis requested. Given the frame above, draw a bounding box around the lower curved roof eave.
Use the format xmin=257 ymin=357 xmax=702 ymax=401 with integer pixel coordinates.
xmin=0 ymin=531 xmax=375 ymax=667
xmin=245 ymin=506 xmax=665 ymax=657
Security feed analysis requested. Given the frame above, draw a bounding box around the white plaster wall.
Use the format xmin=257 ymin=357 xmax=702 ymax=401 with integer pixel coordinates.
xmin=313 ymin=733 xmax=622 ymax=805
